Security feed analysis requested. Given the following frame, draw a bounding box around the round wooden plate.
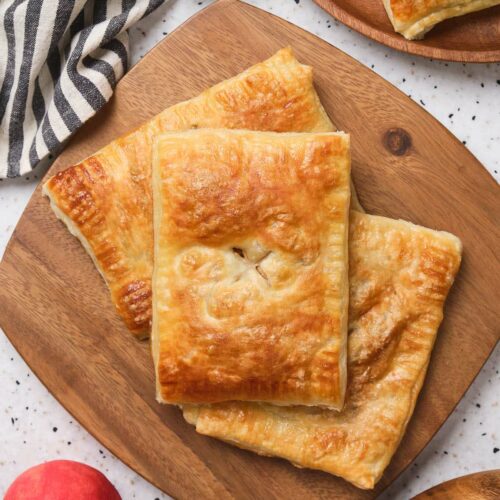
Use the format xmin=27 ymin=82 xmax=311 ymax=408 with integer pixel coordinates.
xmin=413 ymin=470 xmax=500 ymax=499
xmin=314 ymin=0 xmax=500 ymax=62
xmin=0 ymin=1 xmax=498 ymax=499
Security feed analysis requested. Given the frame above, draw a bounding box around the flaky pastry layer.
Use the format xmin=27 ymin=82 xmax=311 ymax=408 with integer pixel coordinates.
xmin=43 ymin=47 xmax=360 ymax=338
xmin=183 ymin=212 xmax=462 ymax=489
xmin=383 ymin=0 xmax=500 ymax=39
xmin=153 ymin=129 xmax=350 ymax=407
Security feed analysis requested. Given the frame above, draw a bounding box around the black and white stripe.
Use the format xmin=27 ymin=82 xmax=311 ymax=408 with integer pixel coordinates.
xmin=0 ymin=0 xmax=164 ymax=178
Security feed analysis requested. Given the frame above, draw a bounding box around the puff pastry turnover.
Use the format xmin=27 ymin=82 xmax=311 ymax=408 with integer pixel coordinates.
xmin=183 ymin=212 xmax=462 ymax=488
xmin=43 ymin=47 xmax=360 ymax=338
xmin=152 ymin=129 xmax=350 ymax=407
xmin=383 ymin=0 xmax=500 ymax=39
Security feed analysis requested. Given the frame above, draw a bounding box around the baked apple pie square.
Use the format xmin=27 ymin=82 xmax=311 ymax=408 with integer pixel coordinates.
xmin=152 ymin=129 xmax=350 ymax=407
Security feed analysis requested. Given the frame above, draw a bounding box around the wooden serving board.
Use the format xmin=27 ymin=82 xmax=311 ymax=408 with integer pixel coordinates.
xmin=314 ymin=0 xmax=500 ymax=62
xmin=0 ymin=1 xmax=498 ymax=498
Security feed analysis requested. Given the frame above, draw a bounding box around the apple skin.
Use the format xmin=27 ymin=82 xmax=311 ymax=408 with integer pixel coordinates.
xmin=4 ymin=460 xmax=121 ymax=500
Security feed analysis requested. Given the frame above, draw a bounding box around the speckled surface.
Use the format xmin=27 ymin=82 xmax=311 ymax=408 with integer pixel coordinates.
xmin=0 ymin=1 xmax=498 ymax=498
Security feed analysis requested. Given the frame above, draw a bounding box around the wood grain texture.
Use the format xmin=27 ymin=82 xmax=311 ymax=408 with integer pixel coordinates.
xmin=314 ymin=0 xmax=500 ymax=62
xmin=0 ymin=1 xmax=498 ymax=498
xmin=412 ymin=470 xmax=500 ymax=499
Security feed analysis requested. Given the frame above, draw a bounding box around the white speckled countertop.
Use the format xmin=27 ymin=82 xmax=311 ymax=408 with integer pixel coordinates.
xmin=1 ymin=1 xmax=499 ymax=498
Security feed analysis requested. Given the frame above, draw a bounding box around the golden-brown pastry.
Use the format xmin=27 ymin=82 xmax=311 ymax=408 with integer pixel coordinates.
xmin=152 ymin=129 xmax=351 ymax=407
xmin=43 ymin=47 xmax=361 ymax=338
xmin=383 ymin=0 xmax=500 ymax=39
xmin=183 ymin=212 xmax=462 ymax=489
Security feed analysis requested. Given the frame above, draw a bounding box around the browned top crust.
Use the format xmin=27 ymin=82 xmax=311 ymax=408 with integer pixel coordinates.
xmin=152 ymin=129 xmax=350 ymax=408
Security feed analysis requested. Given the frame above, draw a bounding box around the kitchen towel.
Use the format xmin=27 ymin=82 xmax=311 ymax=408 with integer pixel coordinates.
xmin=0 ymin=0 xmax=164 ymax=179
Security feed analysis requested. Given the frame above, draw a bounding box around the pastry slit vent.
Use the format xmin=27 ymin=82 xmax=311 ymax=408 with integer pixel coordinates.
xmin=231 ymin=246 xmax=272 ymax=286
xmin=255 ymin=265 xmax=269 ymax=284
xmin=255 ymin=251 xmax=271 ymax=264
xmin=232 ymin=247 xmax=245 ymax=258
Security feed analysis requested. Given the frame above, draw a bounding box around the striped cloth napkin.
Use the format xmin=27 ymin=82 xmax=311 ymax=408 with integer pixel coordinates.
xmin=0 ymin=0 xmax=164 ymax=179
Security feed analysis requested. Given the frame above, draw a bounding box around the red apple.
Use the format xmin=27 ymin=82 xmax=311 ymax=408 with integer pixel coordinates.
xmin=4 ymin=460 xmax=121 ymax=500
